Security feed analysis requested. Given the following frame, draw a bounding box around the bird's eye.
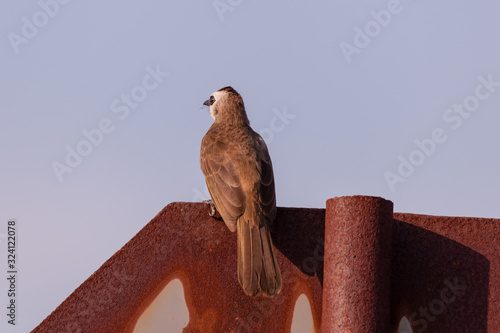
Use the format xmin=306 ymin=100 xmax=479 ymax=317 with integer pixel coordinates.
xmin=209 ymin=96 xmax=215 ymax=105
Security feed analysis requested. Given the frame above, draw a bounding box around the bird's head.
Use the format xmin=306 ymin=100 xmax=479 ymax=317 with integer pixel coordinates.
xmin=203 ymin=86 xmax=249 ymax=125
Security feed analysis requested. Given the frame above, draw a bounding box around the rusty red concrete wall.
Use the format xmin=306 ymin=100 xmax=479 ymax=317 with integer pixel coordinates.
xmin=32 ymin=197 xmax=500 ymax=333
xmin=31 ymin=203 xmax=326 ymax=333
xmin=391 ymin=213 xmax=498 ymax=333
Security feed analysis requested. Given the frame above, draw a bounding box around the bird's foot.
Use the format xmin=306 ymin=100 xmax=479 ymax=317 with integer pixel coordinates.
xmin=203 ymin=200 xmax=216 ymax=217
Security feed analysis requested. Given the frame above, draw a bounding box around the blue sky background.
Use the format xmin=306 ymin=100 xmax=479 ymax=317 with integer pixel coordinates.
xmin=1 ymin=1 xmax=500 ymax=331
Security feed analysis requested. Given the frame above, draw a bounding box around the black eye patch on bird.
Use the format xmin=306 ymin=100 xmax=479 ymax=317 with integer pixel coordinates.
xmin=203 ymin=95 xmax=216 ymax=106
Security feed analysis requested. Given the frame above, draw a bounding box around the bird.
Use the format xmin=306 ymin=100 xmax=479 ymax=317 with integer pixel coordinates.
xmin=200 ymin=86 xmax=282 ymax=297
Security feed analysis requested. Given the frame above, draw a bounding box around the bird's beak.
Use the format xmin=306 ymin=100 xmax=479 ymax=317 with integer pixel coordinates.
xmin=203 ymin=99 xmax=210 ymax=106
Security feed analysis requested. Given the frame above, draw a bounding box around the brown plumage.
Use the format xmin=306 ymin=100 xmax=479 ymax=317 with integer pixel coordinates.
xmin=200 ymin=86 xmax=282 ymax=297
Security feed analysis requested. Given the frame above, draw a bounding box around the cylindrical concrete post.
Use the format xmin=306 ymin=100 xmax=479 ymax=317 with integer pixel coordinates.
xmin=322 ymin=196 xmax=393 ymax=333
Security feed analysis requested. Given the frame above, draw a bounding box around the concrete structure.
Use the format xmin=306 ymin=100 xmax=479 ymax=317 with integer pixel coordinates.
xmin=32 ymin=196 xmax=500 ymax=332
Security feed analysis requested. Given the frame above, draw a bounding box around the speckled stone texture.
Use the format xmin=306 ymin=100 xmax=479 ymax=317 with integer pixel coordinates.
xmin=31 ymin=203 xmax=325 ymax=333
xmin=31 ymin=197 xmax=500 ymax=333
xmin=391 ymin=213 xmax=499 ymax=333
xmin=322 ymin=196 xmax=393 ymax=333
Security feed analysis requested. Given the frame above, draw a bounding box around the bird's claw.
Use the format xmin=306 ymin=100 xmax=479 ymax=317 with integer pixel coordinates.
xmin=203 ymin=200 xmax=216 ymax=217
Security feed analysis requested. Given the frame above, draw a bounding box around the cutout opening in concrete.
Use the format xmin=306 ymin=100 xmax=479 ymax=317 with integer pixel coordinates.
xmin=397 ymin=316 xmax=413 ymax=333
xmin=290 ymin=293 xmax=315 ymax=333
xmin=133 ymin=278 xmax=189 ymax=333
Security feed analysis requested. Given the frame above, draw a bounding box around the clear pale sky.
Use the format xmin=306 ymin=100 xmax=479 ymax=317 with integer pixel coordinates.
xmin=1 ymin=1 xmax=500 ymax=331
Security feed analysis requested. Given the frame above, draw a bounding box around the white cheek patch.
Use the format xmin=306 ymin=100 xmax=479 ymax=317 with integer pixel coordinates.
xmin=208 ymin=90 xmax=225 ymax=120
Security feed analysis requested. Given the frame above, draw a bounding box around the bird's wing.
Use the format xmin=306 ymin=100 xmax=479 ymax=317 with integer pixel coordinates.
xmin=200 ymin=138 xmax=245 ymax=232
xmin=255 ymin=134 xmax=277 ymax=222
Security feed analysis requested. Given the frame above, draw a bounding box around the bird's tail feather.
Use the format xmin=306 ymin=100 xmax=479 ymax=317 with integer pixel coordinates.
xmin=237 ymin=218 xmax=282 ymax=297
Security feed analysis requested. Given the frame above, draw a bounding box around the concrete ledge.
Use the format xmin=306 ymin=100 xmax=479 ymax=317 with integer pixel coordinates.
xmin=31 ymin=197 xmax=500 ymax=332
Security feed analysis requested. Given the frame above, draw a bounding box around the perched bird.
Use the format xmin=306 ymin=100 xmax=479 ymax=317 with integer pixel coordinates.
xmin=200 ymin=86 xmax=282 ymax=297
